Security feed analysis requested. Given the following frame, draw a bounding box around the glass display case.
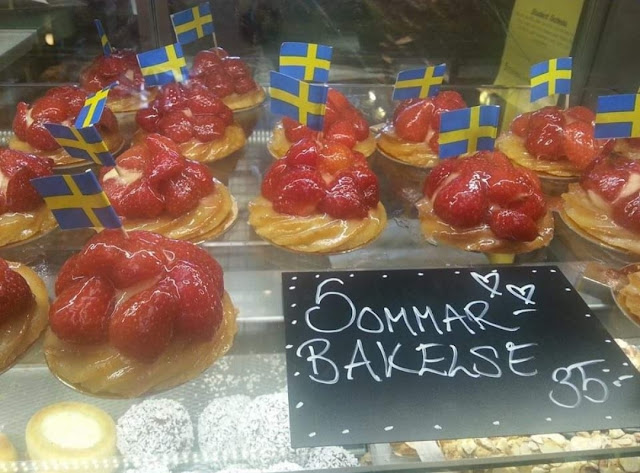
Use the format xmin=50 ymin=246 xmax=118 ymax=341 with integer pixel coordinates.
xmin=1 ymin=0 xmax=640 ymax=472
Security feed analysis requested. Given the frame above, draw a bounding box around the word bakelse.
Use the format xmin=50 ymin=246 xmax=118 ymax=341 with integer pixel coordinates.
xmin=296 ymin=278 xmax=537 ymax=385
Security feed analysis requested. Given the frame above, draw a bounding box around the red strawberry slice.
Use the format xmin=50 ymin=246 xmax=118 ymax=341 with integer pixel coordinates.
xmin=12 ymin=102 xmax=29 ymax=141
xmin=423 ymin=159 xmax=460 ymax=198
xmin=349 ymin=111 xmax=370 ymax=141
xmin=272 ymin=169 xmax=326 ymax=216
xmin=161 ymin=174 xmax=204 ymax=217
xmin=326 ymin=120 xmax=357 ymax=149
xmin=147 ymin=147 xmax=184 ymax=186
xmin=157 ymin=83 xmax=188 ymax=112
xmin=318 ymin=174 xmax=368 ymax=219
xmin=581 ymin=156 xmax=629 ymax=202
xmin=487 ymin=174 xmax=531 ymax=207
xmin=46 ymin=86 xmax=87 ymax=117
xmin=565 ymin=106 xmax=595 ymax=124
xmin=433 ymin=91 xmax=466 ymax=112
xmin=223 ymin=57 xmax=250 ymax=78
xmin=510 ymin=112 xmax=531 ymax=137
xmin=116 ymin=144 xmax=151 ymax=171
xmin=262 ymin=162 xmax=289 ymax=201
xmin=97 ymin=55 xmax=129 ymax=78
xmin=181 ymin=160 xmax=214 ymax=194
xmin=5 ymin=167 xmax=42 ymax=212
xmin=488 ymin=209 xmax=538 ymax=241
xmin=188 ymin=90 xmax=225 ymax=115
xmin=98 ymin=108 xmax=118 ymax=134
xmin=108 ymin=180 xmax=165 ymax=219
xmin=49 ymin=276 xmax=115 ymax=344
xmin=145 ymin=133 xmax=180 ymax=155
xmin=191 ymin=115 xmax=225 ymax=142
xmin=338 ymin=168 xmax=379 ymax=208
xmin=235 ymin=76 xmax=258 ymax=94
xmin=529 ymin=106 xmax=565 ymax=129
xmin=327 ymin=89 xmax=351 ymax=111
xmin=204 ymin=69 xmax=235 ymax=97
xmin=395 ymin=100 xmax=431 ymax=142
xmin=318 ymin=142 xmax=353 ymax=176
xmin=509 ymin=193 xmax=546 ymax=221
xmin=159 ymin=110 xmax=193 ymax=143
xmin=26 ymin=121 xmax=60 ymax=151
xmin=136 ymin=105 xmax=162 ymax=132
xmin=55 ymin=253 xmax=90 ymax=295
xmin=0 ymin=263 xmax=33 ymax=324
xmin=282 ymin=117 xmax=314 ymax=143
xmin=524 ymin=123 xmax=563 ymax=160
xmin=613 ymin=192 xmax=640 ymax=233
xmin=563 ymin=121 xmax=597 ymax=169
xmin=393 ymin=98 xmax=422 ymax=122
xmin=218 ymin=105 xmax=234 ymax=126
xmin=109 ymin=243 xmax=165 ymax=290
xmin=287 ymin=139 xmax=319 ymax=167
xmin=191 ymin=49 xmax=223 ymax=76
xmin=109 ymin=282 xmax=178 ymax=362
xmin=432 ymin=174 xmax=488 ymax=228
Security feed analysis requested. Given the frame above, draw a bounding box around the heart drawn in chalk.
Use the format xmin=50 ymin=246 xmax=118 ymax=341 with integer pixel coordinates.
xmin=470 ymin=271 xmax=502 ymax=298
xmin=506 ymin=284 xmax=536 ymax=305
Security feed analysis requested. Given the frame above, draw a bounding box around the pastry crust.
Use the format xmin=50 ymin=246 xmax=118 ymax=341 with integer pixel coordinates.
xmin=496 ymin=133 xmax=580 ymax=178
xmin=561 ymin=183 xmax=640 ymax=254
xmin=9 ymin=130 xmax=125 ymax=168
xmin=44 ymin=292 xmax=238 ymax=398
xmin=618 ymin=271 xmax=640 ymax=324
xmin=376 ymin=123 xmax=440 ymax=168
xmin=223 ymin=87 xmax=266 ymax=111
xmin=134 ymin=125 xmax=246 ymax=163
xmin=0 ymin=206 xmax=57 ymax=248
xmin=614 ymin=140 xmax=640 ymax=160
xmin=107 ymin=89 xmax=157 ymax=113
xmin=248 ymin=196 xmax=387 ymax=253
xmin=268 ymin=121 xmax=376 ymax=159
xmin=122 ymin=179 xmax=237 ymax=243
xmin=0 ymin=262 xmax=49 ymax=374
xmin=416 ymin=197 xmax=554 ymax=254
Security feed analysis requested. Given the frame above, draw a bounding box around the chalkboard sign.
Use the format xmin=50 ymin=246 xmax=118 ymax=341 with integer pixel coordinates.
xmin=282 ymin=266 xmax=640 ymax=448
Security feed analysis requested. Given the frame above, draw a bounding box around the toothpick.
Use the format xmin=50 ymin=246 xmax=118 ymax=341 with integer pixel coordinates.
xmin=212 ymin=32 xmax=218 ymax=48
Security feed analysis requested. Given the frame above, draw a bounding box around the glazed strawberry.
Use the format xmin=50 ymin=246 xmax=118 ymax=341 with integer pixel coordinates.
xmin=31 ymin=96 xmax=67 ymax=122
xmin=107 ymin=180 xmax=165 ymax=219
xmin=0 ymin=149 xmax=53 ymax=213
xmin=204 ymin=70 xmax=235 ymax=97
xmin=262 ymin=162 xmax=289 ymax=201
xmin=326 ymin=120 xmax=357 ymax=149
xmin=318 ymin=174 xmax=368 ymax=219
xmin=581 ymin=156 xmax=629 ymax=202
xmin=136 ymin=105 xmax=161 ymax=132
xmin=0 ymin=263 xmax=32 ymax=323
xmin=147 ymin=148 xmax=184 ymax=186
xmin=187 ymin=89 xmax=224 ymax=115
xmin=159 ymin=110 xmax=193 ymax=143
xmin=80 ymin=49 xmax=145 ymax=99
xmin=565 ymin=106 xmax=595 ymax=124
xmin=488 ymin=209 xmax=538 ymax=241
xmin=395 ymin=100 xmax=431 ymax=142
xmin=423 ymin=159 xmax=460 ymax=198
xmin=191 ymin=49 xmax=223 ymax=76
xmin=272 ymin=169 xmax=326 ymax=216
xmin=350 ymin=112 xmax=370 ymax=141
xmin=234 ymin=76 xmax=258 ymax=94
xmin=25 ymin=121 xmax=60 ymax=151
xmin=145 ymin=133 xmax=180 ymax=155
xmin=563 ymin=121 xmax=597 ymax=169
xmin=162 ymin=173 xmax=205 ymax=217
xmin=510 ymin=112 xmax=530 ymax=138
xmin=336 ymin=168 xmax=379 ymax=209
xmin=49 ymin=276 xmax=114 ymax=344
xmin=287 ymin=139 xmax=319 ymax=167
xmin=486 ymin=172 xmax=531 ymax=207
xmin=524 ymin=123 xmax=564 ymax=160
xmin=46 ymin=86 xmax=87 ymax=116
xmin=318 ymin=142 xmax=353 ymax=175
xmin=433 ymin=91 xmax=466 ymax=111
xmin=433 ymin=175 xmax=488 ymax=228
xmin=191 ymin=115 xmax=225 ymax=142
xmin=12 ymin=102 xmax=29 ymax=141
xmin=327 ymin=88 xmax=351 ymax=111
xmin=393 ymin=98 xmax=421 ymax=122
xmin=159 ymin=236 xmax=224 ymax=294
xmin=282 ymin=117 xmax=316 ymax=143
xmin=613 ymin=192 xmax=640 ymax=232
xmin=223 ymin=57 xmax=250 ymax=78
xmin=529 ymin=106 xmax=565 ymax=129
xmin=156 ymin=83 xmax=188 ymax=112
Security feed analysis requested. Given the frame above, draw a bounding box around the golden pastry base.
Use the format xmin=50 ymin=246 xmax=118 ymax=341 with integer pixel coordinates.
xmin=376 ymin=124 xmax=440 ymax=169
xmin=615 ymin=269 xmax=640 ymax=327
xmin=415 ymin=197 xmax=555 ymax=257
xmin=108 ymin=89 xmax=157 ymax=113
xmin=43 ymin=292 xmax=238 ymax=398
xmin=496 ymin=133 xmax=580 ymax=179
xmin=123 ymin=180 xmax=237 ymax=243
xmin=248 ymin=196 xmax=387 ymax=254
xmin=0 ymin=262 xmax=49 ymax=375
xmin=223 ymin=87 xmax=266 ymax=112
xmin=0 ymin=206 xmax=57 ymax=249
xmin=0 ymin=434 xmax=17 ymax=462
xmin=133 ymin=125 xmax=246 ymax=163
xmin=9 ymin=131 xmax=126 ymax=168
xmin=267 ymin=121 xmax=376 ymax=159
xmin=560 ymin=183 xmax=640 ymax=255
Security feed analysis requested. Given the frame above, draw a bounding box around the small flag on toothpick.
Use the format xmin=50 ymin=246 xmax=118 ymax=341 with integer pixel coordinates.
xmin=30 ymin=170 xmax=122 ymax=230
xmin=94 ymin=19 xmax=112 ymax=57
xmin=438 ymin=105 xmax=501 ymax=159
xmin=136 ymin=43 xmax=189 ymax=87
xmin=594 ymin=94 xmax=640 ymax=139
xmin=530 ymin=57 xmax=572 ymax=102
xmin=44 ymin=123 xmax=116 ymax=167
xmin=279 ymin=42 xmax=333 ymax=83
xmin=392 ymin=64 xmax=447 ymax=101
xmin=269 ymin=71 xmax=328 ymax=132
xmin=170 ymin=2 xmax=214 ymax=45
xmin=75 ymin=83 xmax=117 ymax=129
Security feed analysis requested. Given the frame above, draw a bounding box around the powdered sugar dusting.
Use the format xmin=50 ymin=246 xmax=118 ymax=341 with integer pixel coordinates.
xmin=304 ymin=446 xmax=359 ymax=469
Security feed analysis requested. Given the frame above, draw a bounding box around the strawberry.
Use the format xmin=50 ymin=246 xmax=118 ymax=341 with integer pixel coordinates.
xmin=97 ymin=54 xmax=129 ymax=77
xmin=109 ymin=283 xmax=178 ymax=362
xmin=115 ymin=144 xmax=151 ymax=171
xmin=47 ymin=86 xmax=87 ymax=116
xmin=510 ymin=112 xmax=531 ymax=137
xmin=136 ymin=105 xmax=162 ymax=132
xmin=109 ymin=244 xmax=164 ymax=289
xmin=487 ymin=173 xmax=530 ymax=207
xmin=325 ymin=120 xmax=357 ymax=149
xmin=235 ymin=76 xmax=258 ymax=94
xmin=108 ymin=181 xmax=165 ymax=219
xmin=223 ymin=57 xmax=250 ymax=78
xmin=327 ymin=89 xmax=351 ymax=111
xmin=145 ymin=133 xmax=181 ymax=156
xmin=55 ymin=253 xmax=90 ymax=295
xmin=581 ymin=156 xmax=629 ymax=202
xmin=191 ymin=115 xmax=225 ymax=142
xmin=423 ymin=159 xmax=460 ymax=198
xmin=0 ymin=263 xmax=33 ymax=324
xmin=339 ymin=168 xmax=379 ymax=208
xmin=524 ymin=123 xmax=563 ymax=160
xmin=5 ymin=167 xmax=42 ymax=212
xmin=428 ymin=131 xmax=440 ymax=154
xmin=26 ymin=121 xmax=60 ymax=151
xmin=432 ymin=174 xmax=488 ymax=228
xmin=181 ymin=160 xmax=214 ymax=194
xmin=488 ymin=209 xmax=538 ymax=241
xmin=161 ymin=174 xmax=204 ymax=217
xmin=565 ymin=106 xmax=595 ymax=124
xmin=159 ymin=110 xmax=193 ymax=143
xmin=188 ymin=91 xmax=224 ymax=115
xmin=350 ymin=112 xmax=370 ymax=141
xmin=204 ymin=70 xmax=235 ymax=97
xmin=528 ymin=106 xmax=565 ymax=129
xmin=272 ymin=169 xmax=326 ymax=216
xmin=49 ymin=276 xmax=114 ymax=344
xmin=395 ymin=100 xmax=430 ymax=142
xmin=613 ymin=192 xmax=640 ymax=233
xmin=262 ymin=162 xmax=289 ymax=201
xmin=393 ymin=98 xmax=422 ymax=122
xmin=282 ymin=117 xmax=314 ymax=143
xmin=318 ymin=174 xmax=367 ymax=219
xmin=163 ymin=262 xmax=222 ymax=340
xmin=147 ymin=146 xmax=184 ymax=186
xmin=12 ymin=102 xmax=29 ymax=141
xmin=0 ymin=149 xmax=52 ymax=176
xmin=433 ymin=91 xmax=466 ymax=112
xmin=157 ymin=83 xmax=187 ymax=112
xmin=98 ymin=108 xmax=118 ymax=133
xmin=191 ymin=49 xmax=223 ymax=76
xmin=287 ymin=139 xmax=319 ymax=167
xmin=509 ymin=193 xmax=546 ymax=221
xmin=318 ymin=142 xmax=353 ymax=176
xmin=323 ymin=102 xmax=340 ymax=129
xmin=218 ymin=105 xmax=234 ymax=126
xmin=563 ymin=121 xmax=597 ymax=169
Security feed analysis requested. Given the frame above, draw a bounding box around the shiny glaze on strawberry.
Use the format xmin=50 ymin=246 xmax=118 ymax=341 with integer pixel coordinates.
xmin=12 ymin=86 xmax=119 ymax=151
xmin=50 ymin=230 xmax=225 ymax=363
xmin=0 ymin=149 xmax=53 ymax=214
xmin=423 ymin=151 xmax=546 ymax=242
xmin=100 ymin=134 xmax=214 ymax=219
xmin=0 ymin=258 xmax=33 ymax=325
xmin=80 ymin=49 xmax=145 ymax=99
xmin=261 ymin=138 xmax=379 ymax=219
xmin=136 ymin=82 xmax=234 ymax=144
xmin=188 ymin=47 xmax=259 ymax=97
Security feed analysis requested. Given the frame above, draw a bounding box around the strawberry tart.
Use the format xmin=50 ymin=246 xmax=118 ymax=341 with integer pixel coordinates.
xmin=10 ymin=85 xmax=124 ymax=167
xmin=0 ymin=258 xmax=49 ymax=373
xmin=80 ymin=49 xmax=155 ymax=113
xmin=268 ymin=89 xmax=375 ymax=159
xmin=416 ymin=151 xmax=554 ymax=258
xmin=0 ymin=149 xmax=57 ymax=248
xmin=135 ymin=82 xmax=246 ymax=162
xmin=189 ymin=47 xmax=265 ymax=111
xmin=561 ymin=154 xmax=640 ymax=254
xmin=43 ymin=230 xmax=237 ymax=397
xmin=249 ymin=139 xmax=387 ymax=253
xmin=100 ymin=134 xmax=237 ymax=242
xmin=497 ymin=106 xmax=614 ymax=178
xmin=376 ymin=91 xmax=467 ymax=168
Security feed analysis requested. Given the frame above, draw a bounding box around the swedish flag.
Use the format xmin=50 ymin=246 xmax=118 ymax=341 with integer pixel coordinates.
xmin=75 ymin=83 xmax=117 ymax=129
xmin=392 ymin=64 xmax=446 ymax=101
xmin=94 ymin=19 xmax=112 ymax=57
xmin=137 ymin=43 xmax=188 ymax=87
xmin=44 ymin=123 xmax=116 ymax=167
xmin=270 ymin=71 xmax=328 ymax=131
xmin=530 ymin=57 xmax=572 ymax=102
xmin=595 ymin=94 xmax=640 ymax=139
xmin=439 ymin=105 xmax=501 ymax=159
xmin=171 ymin=2 xmax=214 ymax=45
xmin=30 ymin=171 xmax=122 ymax=230
xmin=279 ymin=42 xmax=333 ymax=83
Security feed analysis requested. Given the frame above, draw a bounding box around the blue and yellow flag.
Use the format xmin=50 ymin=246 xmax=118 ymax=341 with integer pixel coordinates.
xmin=530 ymin=57 xmax=572 ymax=102
xmin=136 ymin=43 xmax=188 ymax=87
xmin=170 ymin=2 xmax=214 ymax=45
xmin=595 ymin=94 xmax=640 ymax=139
xmin=439 ymin=105 xmax=501 ymax=158
xmin=392 ymin=64 xmax=446 ymax=101
xmin=279 ymin=42 xmax=333 ymax=83
xmin=30 ymin=170 xmax=122 ymax=230
xmin=270 ymin=71 xmax=328 ymax=131
xmin=75 ymin=83 xmax=117 ymax=129
xmin=44 ymin=123 xmax=116 ymax=167
xmin=94 ymin=19 xmax=112 ymax=57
